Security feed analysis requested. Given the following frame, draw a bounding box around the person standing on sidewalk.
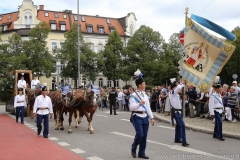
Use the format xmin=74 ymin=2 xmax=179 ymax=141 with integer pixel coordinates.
xmin=14 ymin=88 xmax=27 ymax=124
xmin=33 ymin=85 xmax=53 ymax=138
xmin=186 ymin=85 xmax=197 ymax=118
xmin=109 ymin=87 xmax=118 ymax=115
xmin=209 ymin=76 xmax=225 ymax=141
xmin=169 ymin=78 xmax=189 ymax=147
xmin=129 ymin=69 xmax=154 ymax=159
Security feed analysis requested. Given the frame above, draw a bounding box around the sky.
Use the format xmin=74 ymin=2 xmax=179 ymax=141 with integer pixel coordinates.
xmin=1 ymin=0 xmax=240 ymax=41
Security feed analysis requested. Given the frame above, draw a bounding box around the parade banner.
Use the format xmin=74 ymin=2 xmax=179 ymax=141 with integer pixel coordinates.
xmin=181 ymin=16 xmax=236 ymax=92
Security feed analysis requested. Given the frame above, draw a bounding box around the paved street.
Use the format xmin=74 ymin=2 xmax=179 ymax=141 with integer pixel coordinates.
xmin=1 ymin=105 xmax=240 ymax=160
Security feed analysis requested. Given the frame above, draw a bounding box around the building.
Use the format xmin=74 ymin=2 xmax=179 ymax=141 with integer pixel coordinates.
xmin=0 ymin=0 xmax=137 ymax=89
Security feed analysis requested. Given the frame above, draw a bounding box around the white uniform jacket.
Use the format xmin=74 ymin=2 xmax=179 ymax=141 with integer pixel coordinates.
xmin=31 ymin=79 xmax=40 ymax=89
xmin=33 ymin=95 xmax=53 ymax=115
xmin=169 ymin=84 xmax=184 ymax=109
xmin=14 ymin=95 xmax=27 ymax=108
xmin=209 ymin=92 xmax=224 ymax=115
xmin=18 ymin=80 xmax=26 ymax=88
xmin=129 ymin=90 xmax=154 ymax=119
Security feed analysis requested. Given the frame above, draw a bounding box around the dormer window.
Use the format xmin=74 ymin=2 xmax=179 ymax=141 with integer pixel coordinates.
xmin=4 ymin=25 xmax=8 ymax=31
xmin=63 ymin=14 xmax=67 ymax=19
xmin=82 ymin=16 xmax=85 ymax=22
xmin=74 ymin=15 xmax=78 ymax=21
xmin=50 ymin=20 xmax=57 ymax=30
xmin=45 ymin=12 xmax=49 ymax=17
xmin=106 ymin=18 xmax=110 ymax=24
xmin=8 ymin=14 xmax=11 ymax=19
xmin=86 ymin=24 xmax=93 ymax=33
xmin=17 ymin=13 xmax=20 ymax=18
xmin=98 ymin=25 xmax=104 ymax=34
xmin=0 ymin=16 xmax=2 ymax=21
xmin=55 ymin=13 xmax=59 ymax=18
xmin=59 ymin=21 xmax=66 ymax=31
xmin=109 ymin=26 xmax=115 ymax=33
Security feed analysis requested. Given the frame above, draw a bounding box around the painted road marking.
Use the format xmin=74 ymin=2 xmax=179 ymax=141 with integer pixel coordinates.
xmin=95 ymin=114 xmax=108 ymax=118
xmin=58 ymin=142 xmax=70 ymax=146
xmin=31 ymin=127 xmax=38 ymax=130
xmin=49 ymin=137 xmax=59 ymax=141
xmin=157 ymin=125 xmax=174 ymax=130
xmin=87 ymin=156 xmax=103 ymax=160
xmin=111 ymin=132 xmax=231 ymax=160
xmin=121 ymin=119 xmax=130 ymax=122
xmin=71 ymin=148 xmax=86 ymax=154
xmin=27 ymin=125 xmax=35 ymax=128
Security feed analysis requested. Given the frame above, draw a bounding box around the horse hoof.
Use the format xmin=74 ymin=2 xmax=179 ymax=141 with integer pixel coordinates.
xmin=68 ymin=131 xmax=73 ymax=134
xmin=75 ymin=126 xmax=79 ymax=128
xmin=55 ymin=128 xmax=59 ymax=130
xmin=90 ymin=130 xmax=94 ymax=134
xmin=31 ymin=117 xmax=33 ymax=119
xmin=60 ymin=128 xmax=64 ymax=131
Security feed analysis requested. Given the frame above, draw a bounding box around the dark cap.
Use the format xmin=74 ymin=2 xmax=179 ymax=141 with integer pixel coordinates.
xmin=135 ymin=77 xmax=144 ymax=86
xmin=18 ymin=88 xmax=23 ymax=91
xmin=41 ymin=86 xmax=47 ymax=91
xmin=79 ymin=85 xmax=83 ymax=89
xmin=214 ymin=76 xmax=221 ymax=89
xmin=134 ymin=69 xmax=144 ymax=86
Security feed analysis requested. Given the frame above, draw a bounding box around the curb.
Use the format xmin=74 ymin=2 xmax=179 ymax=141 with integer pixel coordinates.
xmin=153 ymin=113 xmax=240 ymax=140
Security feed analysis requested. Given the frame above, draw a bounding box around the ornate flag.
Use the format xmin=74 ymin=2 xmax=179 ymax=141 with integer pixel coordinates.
xmin=181 ymin=15 xmax=236 ymax=92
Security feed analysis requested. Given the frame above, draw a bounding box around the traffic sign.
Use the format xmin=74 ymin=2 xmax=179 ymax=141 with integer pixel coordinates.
xmin=179 ymin=33 xmax=184 ymax=44
xmin=232 ymin=74 xmax=238 ymax=79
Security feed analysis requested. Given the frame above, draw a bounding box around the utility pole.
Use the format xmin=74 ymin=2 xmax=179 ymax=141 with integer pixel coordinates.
xmin=77 ymin=0 xmax=81 ymax=87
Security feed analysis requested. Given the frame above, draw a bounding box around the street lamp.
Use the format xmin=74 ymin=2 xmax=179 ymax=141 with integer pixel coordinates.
xmin=77 ymin=0 xmax=81 ymax=87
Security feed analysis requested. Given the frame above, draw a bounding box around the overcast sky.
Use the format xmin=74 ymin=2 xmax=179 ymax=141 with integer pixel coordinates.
xmin=1 ymin=0 xmax=240 ymax=41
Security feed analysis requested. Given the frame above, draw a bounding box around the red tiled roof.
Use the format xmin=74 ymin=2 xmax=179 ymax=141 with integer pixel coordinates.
xmin=0 ymin=11 xmax=19 ymax=30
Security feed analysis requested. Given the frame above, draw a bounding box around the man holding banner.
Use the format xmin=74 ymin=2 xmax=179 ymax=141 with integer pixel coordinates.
xmin=129 ymin=69 xmax=154 ymax=159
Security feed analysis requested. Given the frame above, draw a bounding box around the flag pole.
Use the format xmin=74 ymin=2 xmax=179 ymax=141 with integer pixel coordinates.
xmin=182 ymin=7 xmax=188 ymax=118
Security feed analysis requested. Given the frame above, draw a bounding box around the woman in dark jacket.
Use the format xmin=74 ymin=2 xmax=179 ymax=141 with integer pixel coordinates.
xmin=150 ymin=88 xmax=157 ymax=112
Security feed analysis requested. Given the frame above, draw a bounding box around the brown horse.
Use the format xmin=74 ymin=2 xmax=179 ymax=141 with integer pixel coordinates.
xmin=26 ymin=84 xmax=41 ymax=119
xmin=49 ymin=90 xmax=79 ymax=133
xmin=74 ymin=89 xmax=98 ymax=134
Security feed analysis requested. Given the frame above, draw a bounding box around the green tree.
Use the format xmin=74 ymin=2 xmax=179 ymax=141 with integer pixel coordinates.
xmin=23 ymin=21 xmax=55 ymax=77
xmin=126 ymin=25 xmax=165 ymax=85
xmin=97 ymin=29 xmax=124 ymax=87
xmin=56 ymin=23 xmax=98 ymax=84
xmin=219 ymin=26 xmax=240 ymax=84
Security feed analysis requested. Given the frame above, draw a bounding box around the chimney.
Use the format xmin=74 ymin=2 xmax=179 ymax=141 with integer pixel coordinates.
xmin=39 ymin=5 xmax=44 ymax=10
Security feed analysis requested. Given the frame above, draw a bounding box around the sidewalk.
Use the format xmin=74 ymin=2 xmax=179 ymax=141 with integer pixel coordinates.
xmin=0 ymin=105 xmax=85 ymax=160
xmin=153 ymin=112 xmax=240 ymax=139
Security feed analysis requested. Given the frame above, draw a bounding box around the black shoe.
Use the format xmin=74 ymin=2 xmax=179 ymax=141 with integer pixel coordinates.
xmin=213 ymin=135 xmax=218 ymax=139
xmin=174 ymin=140 xmax=182 ymax=143
xmin=21 ymin=122 xmax=24 ymax=124
xmin=219 ymin=137 xmax=225 ymax=141
xmin=182 ymin=142 xmax=189 ymax=147
xmin=44 ymin=136 xmax=48 ymax=138
xmin=138 ymin=155 xmax=149 ymax=159
xmin=110 ymin=114 xmax=112 ymax=115
xmin=37 ymin=132 xmax=40 ymax=136
xmin=131 ymin=151 xmax=136 ymax=158
xmin=114 ymin=114 xmax=118 ymax=115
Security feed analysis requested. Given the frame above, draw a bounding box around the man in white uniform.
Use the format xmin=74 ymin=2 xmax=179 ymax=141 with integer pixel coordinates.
xmin=31 ymin=72 xmax=40 ymax=89
xmin=18 ymin=73 xmax=26 ymax=95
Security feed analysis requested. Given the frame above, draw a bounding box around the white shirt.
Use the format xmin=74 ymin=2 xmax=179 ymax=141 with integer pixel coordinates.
xmin=199 ymin=92 xmax=204 ymax=100
xmin=208 ymin=92 xmax=223 ymax=115
xmin=169 ymin=84 xmax=184 ymax=109
xmin=18 ymin=79 xmax=26 ymax=88
xmin=118 ymin=91 xmax=123 ymax=100
xmin=14 ymin=94 xmax=27 ymax=108
xmin=33 ymin=94 xmax=53 ymax=115
xmin=31 ymin=79 xmax=40 ymax=89
xmin=129 ymin=90 xmax=154 ymax=119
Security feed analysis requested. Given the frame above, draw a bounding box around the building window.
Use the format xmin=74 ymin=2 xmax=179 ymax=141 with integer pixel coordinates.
xmin=61 ymin=25 xmax=66 ymax=31
xmin=63 ymin=14 xmax=67 ymax=19
xmin=106 ymin=18 xmax=110 ymax=24
xmin=60 ymin=42 xmax=64 ymax=49
xmin=17 ymin=13 xmax=20 ymax=18
xmin=74 ymin=15 xmax=78 ymax=21
xmin=107 ymin=80 xmax=112 ymax=88
xmin=99 ymin=78 xmax=103 ymax=87
xmin=115 ymin=80 xmax=119 ymax=88
xmin=51 ymin=24 xmax=56 ymax=30
xmin=82 ymin=16 xmax=85 ymax=22
xmin=29 ymin=15 xmax=32 ymax=24
xmin=45 ymin=12 xmax=48 ymax=17
xmin=3 ymin=25 xmax=8 ymax=31
xmin=98 ymin=44 xmax=103 ymax=53
xmin=99 ymin=27 xmax=104 ymax=34
xmin=87 ymin=26 xmax=93 ymax=33
xmin=110 ymin=27 xmax=115 ymax=33
xmin=25 ymin=25 xmax=30 ymax=28
xmin=55 ymin=13 xmax=58 ymax=18
xmin=0 ymin=16 xmax=2 ymax=21
xmin=89 ymin=43 xmax=94 ymax=52
xmin=24 ymin=16 xmax=28 ymax=24
xmin=51 ymin=42 xmax=57 ymax=51
xmin=8 ymin=14 xmax=11 ymax=19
